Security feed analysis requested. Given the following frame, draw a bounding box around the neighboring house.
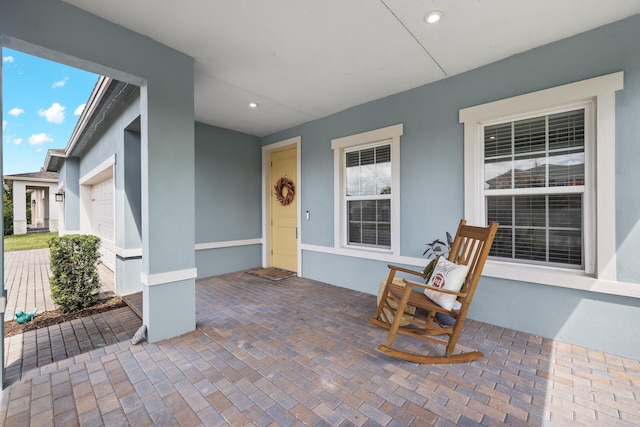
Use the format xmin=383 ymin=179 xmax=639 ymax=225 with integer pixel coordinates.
xmin=3 ymin=171 xmax=59 ymax=234
xmin=485 ymin=164 xmax=586 ymax=190
xmin=2 ymin=1 xmax=640 ymax=384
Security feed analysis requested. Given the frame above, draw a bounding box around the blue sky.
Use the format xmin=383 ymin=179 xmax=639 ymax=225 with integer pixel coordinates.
xmin=2 ymin=48 xmax=98 ymax=175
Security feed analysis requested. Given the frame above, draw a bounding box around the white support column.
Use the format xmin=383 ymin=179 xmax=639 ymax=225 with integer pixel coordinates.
xmin=48 ymin=183 xmax=59 ymax=232
xmin=12 ymin=181 xmax=27 ymax=235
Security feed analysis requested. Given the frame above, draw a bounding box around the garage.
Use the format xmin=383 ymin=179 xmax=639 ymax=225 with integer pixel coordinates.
xmin=90 ymin=178 xmax=115 ymax=271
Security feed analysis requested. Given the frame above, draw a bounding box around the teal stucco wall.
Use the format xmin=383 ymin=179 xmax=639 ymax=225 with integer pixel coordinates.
xmin=262 ymin=15 xmax=640 ymax=359
xmin=194 ymin=122 xmax=263 ymax=277
xmin=1 ymin=0 xmax=197 ymax=343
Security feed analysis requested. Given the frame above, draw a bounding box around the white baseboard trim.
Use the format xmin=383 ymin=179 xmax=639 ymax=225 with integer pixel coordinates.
xmin=140 ymin=268 xmax=197 ymax=287
xmin=195 ymin=238 xmax=262 ymax=251
xmin=115 ymin=247 xmax=143 ymax=258
xmin=300 ymin=244 xmax=640 ymax=299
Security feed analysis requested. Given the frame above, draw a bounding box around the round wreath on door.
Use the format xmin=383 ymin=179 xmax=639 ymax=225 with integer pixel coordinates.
xmin=274 ymin=176 xmax=295 ymax=206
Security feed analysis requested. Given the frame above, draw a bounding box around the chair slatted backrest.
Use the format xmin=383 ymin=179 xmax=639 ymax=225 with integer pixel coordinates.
xmin=448 ymin=221 xmax=498 ymax=306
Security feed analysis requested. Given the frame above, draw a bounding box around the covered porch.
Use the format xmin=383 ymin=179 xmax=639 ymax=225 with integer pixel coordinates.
xmin=2 ymin=1 xmax=640 ymax=424
xmin=1 ymin=270 xmax=639 ymax=425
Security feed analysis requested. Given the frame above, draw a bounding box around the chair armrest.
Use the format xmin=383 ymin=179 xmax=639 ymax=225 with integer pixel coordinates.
xmin=387 ymin=264 xmax=429 ymax=279
xmin=402 ymin=278 xmax=467 ymax=297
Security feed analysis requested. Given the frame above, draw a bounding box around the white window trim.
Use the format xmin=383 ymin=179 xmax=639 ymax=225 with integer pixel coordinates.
xmin=460 ymin=72 xmax=625 ymax=293
xmin=483 ymin=103 xmax=594 ymax=271
xmin=331 ymin=124 xmax=403 ymax=256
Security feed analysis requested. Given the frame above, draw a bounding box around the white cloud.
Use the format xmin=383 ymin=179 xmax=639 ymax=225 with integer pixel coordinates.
xmin=28 ymin=133 xmax=54 ymax=146
xmin=74 ymin=103 xmax=86 ymax=116
xmin=12 ymin=138 xmax=23 ymax=145
xmin=52 ymin=77 xmax=69 ymax=88
xmin=38 ymin=103 xmax=66 ymax=124
xmin=2 ymin=120 xmax=6 ymax=130
xmin=2 ymin=56 xmax=14 ymax=63
xmin=36 ymin=148 xmax=43 ymax=153
xmin=9 ymin=107 xmax=25 ymax=117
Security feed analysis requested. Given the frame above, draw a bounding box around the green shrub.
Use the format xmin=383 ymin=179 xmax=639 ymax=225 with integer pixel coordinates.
xmin=48 ymin=234 xmax=102 ymax=313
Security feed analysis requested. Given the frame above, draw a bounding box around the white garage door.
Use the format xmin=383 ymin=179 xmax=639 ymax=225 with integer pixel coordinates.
xmin=91 ymin=178 xmax=115 ymax=271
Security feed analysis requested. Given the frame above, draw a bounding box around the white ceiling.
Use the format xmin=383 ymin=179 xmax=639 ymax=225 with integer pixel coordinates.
xmin=64 ymin=0 xmax=640 ymax=137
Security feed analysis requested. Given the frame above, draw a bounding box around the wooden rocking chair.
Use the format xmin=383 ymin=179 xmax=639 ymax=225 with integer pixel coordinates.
xmin=370 ymin=220 xmax=498 ymax=364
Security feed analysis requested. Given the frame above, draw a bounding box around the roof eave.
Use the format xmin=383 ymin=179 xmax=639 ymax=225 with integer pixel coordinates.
xmin=44 ymin=149 xmax=67 ymax=172
xmin=63 ymin=75 xmax=113 ymax=156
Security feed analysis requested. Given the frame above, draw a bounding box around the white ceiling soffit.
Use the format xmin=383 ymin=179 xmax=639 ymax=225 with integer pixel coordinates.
xmin=64 ymin=0 xmax=640 ymax=137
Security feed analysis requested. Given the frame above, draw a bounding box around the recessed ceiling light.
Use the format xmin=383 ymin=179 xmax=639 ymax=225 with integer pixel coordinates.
xmin=249 ymin=102 xmax=259 ymax=108
xmin=424 ymin=10 xmax=443 ymax=24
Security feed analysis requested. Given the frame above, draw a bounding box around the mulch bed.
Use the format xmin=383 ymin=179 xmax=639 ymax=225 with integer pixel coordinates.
xmin=4 ymin=297 xmax=127 ymax=338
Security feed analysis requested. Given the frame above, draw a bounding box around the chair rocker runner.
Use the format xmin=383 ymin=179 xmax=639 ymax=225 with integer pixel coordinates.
xmin=370 ymin=220 xmax=498 ymax=364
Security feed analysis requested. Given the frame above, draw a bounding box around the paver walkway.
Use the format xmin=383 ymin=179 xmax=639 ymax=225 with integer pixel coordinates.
xmin=2 ymin=270 xmax=639 ymax=426
xmin=4 ymin=248 xmax=115 ymax=322
xmin=3 ymin=306 xmax=141 ymax=385
xmin=3 ymin=249 xmax=56 ymax=322
xmin=3 ymin=247 xmax=141 ymax=384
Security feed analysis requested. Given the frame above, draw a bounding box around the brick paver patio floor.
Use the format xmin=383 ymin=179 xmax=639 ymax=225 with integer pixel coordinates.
xmin=2 ymin=271 xmax=640 ymax=426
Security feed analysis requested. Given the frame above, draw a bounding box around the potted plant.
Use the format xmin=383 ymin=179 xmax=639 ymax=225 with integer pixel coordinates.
xmin=422 ymin=231 xmax=453 ymax=278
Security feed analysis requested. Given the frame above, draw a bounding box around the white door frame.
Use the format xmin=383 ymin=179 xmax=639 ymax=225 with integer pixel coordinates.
xmin=261 ymin=137 xmax=302 ymax=273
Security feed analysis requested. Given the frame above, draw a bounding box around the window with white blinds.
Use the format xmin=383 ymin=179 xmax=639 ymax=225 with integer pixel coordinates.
xmin=346 ymin=144 xmax=391 ymax=248
xmin=461 ymin=73 xmax=623 ymax=290
xmin=484 ymin=109 xmax=586 ymax=267
xmin=332 ymin=124 xmax=402 ymax=255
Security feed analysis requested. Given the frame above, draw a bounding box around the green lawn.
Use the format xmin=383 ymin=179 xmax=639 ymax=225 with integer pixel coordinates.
xmin=4 ymin=232 xmax=58 ymax=252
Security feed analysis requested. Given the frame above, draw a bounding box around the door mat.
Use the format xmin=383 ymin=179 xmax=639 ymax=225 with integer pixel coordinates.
xmin=246 ymin=267 xmax=296 ymax=281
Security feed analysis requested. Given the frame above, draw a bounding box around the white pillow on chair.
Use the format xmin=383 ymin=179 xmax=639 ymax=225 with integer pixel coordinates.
xmin=424 ymin=257 xmax=469 ymax=311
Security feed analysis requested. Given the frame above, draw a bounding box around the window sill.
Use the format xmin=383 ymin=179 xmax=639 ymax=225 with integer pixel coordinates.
xmin=302 ymin=243 xmax=411 ymax=264
xmin=342 ymin=244 xmax=393 ymax=254
xmin=483 ymin=260 xmax=640 ymax=299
